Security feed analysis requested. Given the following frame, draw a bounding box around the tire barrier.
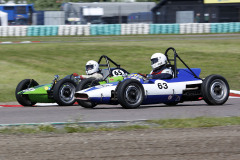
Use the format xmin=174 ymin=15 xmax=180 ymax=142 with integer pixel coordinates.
xmin=150 ymin=24 xmax=180 ymax=34
xmin=0 ymin=26 xmax=27 ymax=36
xmin=211 ymin=22 xmax=240 ymax=33
xmin=0 ymin=22 xmax=239 ymax=37
xmin=180 ymin=23 xmax=211 ymax=34
xmin=121 ymin=24 xmax=149 ymax=35
xmin=91 ymin=24 xmax=121 ymax=35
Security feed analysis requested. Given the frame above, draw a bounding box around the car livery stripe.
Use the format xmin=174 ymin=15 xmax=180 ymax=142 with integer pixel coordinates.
xmin=143 ymin=94 xmax=182 ymax=104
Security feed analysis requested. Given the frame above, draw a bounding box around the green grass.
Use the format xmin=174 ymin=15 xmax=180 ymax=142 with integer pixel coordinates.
xmin=0 ymin=34 xmax=240 ymax=102
xmin=0 ymin=117 xmax=240 ymax=134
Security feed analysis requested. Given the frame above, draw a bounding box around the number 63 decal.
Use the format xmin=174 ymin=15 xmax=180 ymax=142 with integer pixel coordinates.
xmin=157 ymin=83 xmax=168 ymax=89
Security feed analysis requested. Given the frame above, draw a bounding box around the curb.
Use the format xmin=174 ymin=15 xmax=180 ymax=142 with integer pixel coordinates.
xmin=0 ymin=41 xmax=41 ymax=44
xmin=229 ymin=90 xmax=240 ymax=98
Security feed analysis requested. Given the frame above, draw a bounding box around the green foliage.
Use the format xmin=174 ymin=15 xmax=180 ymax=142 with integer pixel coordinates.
xmin=0 ymin=125 xmax=56 ymax=134
xmin=26 ymin=0 xmax=36 ymax=4
xmin=0 ymin=126 xmax=37 ymax=134
xmin=34 ymin=0 xmax=61 ymax=10
xmin=64 ymin=126 xmax=97 ymax=133
xmin=38 ymin=125 xmax=57 ymax=132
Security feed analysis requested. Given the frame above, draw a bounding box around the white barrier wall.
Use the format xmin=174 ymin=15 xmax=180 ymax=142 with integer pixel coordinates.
xmin=0 ymin=23 xmax=239 ymax=37
xmin=180 ymin=23 xmax=211 ymax=34
xmin=121 ymin=24 xmax=149 ymax=35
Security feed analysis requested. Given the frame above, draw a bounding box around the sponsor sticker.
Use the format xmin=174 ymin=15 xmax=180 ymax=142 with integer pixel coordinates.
xmin=22 ymin=88 xmax=35 ymax=92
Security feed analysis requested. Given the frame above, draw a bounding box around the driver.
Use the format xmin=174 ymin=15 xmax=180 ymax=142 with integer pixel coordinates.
xmin=78 ymin=60 xmax=103 ymax=80
xmin=149 ymin=53 xmax=173 ymax=79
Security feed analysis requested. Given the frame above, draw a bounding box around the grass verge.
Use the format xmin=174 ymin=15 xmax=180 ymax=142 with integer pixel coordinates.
xmin=0 ymin=117 xmax=240 ymax=134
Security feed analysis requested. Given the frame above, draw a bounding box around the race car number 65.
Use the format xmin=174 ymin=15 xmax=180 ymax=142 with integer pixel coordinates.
xmin=112 ymin=69 xmax=124 ymax=76
xmin=158 ymin=83 xmax=168 ymax=89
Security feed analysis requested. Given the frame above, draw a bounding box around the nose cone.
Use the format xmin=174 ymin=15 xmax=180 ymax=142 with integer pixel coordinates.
xmin=75 ymin=93 xmax=89 ymax=100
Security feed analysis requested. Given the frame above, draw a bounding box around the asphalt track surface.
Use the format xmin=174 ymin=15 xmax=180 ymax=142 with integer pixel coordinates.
xmin=0 ymin=98 xmax=239 ymax=125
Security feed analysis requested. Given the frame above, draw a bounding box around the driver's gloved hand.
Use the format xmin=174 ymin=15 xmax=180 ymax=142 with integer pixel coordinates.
xmin=73 ymin=73 xmax=81 ymax=80
xmin=146 ymin=74 xmax=153 ymax=80
xmin=73 ymin=73 xmax=79 ymax=77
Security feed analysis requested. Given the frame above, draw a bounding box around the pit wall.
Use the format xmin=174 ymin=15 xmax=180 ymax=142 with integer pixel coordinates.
xmin=0 ymin=22 xmax=240 ymax=37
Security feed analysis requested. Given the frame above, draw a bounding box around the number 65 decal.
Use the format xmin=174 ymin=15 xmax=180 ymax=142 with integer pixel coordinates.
xmin=157 ymin=83 xmax=168 ymax=89
xmin=112 ymin=69 xmax=124 ymax=76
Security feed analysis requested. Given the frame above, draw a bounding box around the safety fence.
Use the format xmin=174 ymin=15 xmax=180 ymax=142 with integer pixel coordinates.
xmin=0 ymin=22 xmax=240 ymax=37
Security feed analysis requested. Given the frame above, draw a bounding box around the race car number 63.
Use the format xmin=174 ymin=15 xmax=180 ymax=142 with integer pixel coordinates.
xmin=158 ymin=83 xmax=168 ymax=89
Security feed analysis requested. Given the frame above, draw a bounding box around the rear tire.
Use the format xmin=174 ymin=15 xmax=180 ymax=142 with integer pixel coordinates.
xmin=76 ymin=78 xmax=100 ymax=108
xmin=117 ymin=79 xmax=144 ymax=109
xmin=53 ymin=79 xmax=77 ymax=106
xmin=201 ymin=75 xmax=229 ymax=105
xmin=15 ymin=79 xmax=39 ymax=106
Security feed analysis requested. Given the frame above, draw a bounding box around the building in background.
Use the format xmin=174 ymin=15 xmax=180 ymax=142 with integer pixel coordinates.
xmin=152 ymin=0 xmax=240 ymax=23
xmin=62 ymin=2 xmax=155 ymax=24
xmin=0 ymin=3 xmax=35 ymax=25
xmin=128 ymin=12 xmax=153 ymax=24
xmin=0 ymin=10 xmax=7 ymax=25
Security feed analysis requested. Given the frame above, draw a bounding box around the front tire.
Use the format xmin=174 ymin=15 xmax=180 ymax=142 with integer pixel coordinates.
xmin=201 ymin=75 xmax=229 ymax=105
xmin=15 ymin=79 xmax=39 ymax=106
xmin=76 ymin=78 xmax=100 ymax=108
xmin=117 ymin=79 xmax=144 ymax=109
xmin=53 ymin=79 xmax=77 ymax=106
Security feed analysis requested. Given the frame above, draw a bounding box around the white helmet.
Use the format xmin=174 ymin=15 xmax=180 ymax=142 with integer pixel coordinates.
xmin=86 ymin=60 xmax=99 ymax=75
xmin=151 ymin=53 xmax=167 ymax=70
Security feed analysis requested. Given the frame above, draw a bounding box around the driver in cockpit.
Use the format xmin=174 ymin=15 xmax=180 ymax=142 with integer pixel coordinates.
xmin=75 ymin=60 xmax=103 ymax=80
xmin=149 ymin=53 xmax=174 ymax=79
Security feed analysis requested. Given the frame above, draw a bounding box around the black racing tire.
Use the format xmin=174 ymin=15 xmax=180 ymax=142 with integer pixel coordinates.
xmin=53 ymin=79 xmax=77 ymax=106
xmin=76 ymin=78 xmax=100 ymax=108
xmin=201 ymin=74 xmax=229 ymax=105
xmin=15 ymin=79 xmax=39 ymax=106
xmin=117 ymin=79 xmax=144 ymax=109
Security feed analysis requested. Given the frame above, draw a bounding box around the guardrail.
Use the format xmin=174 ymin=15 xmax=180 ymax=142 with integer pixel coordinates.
xmin=0 ymin=22 xmax=239 ymax=37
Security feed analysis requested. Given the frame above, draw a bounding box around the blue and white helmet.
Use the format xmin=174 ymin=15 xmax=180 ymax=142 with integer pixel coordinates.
xmin=151 ymin=53 xmax=167 ymax=70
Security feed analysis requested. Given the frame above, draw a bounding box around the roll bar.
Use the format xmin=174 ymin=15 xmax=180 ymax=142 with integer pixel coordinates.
xmin=98 ymin=55 xmax=121 ymax=77
xmin=164 ymin=47 xmax=202 ymax=80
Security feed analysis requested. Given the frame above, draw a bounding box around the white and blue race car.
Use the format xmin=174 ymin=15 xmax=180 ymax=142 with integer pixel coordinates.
xmin=75 ymin=47 xmax=230 ymax=109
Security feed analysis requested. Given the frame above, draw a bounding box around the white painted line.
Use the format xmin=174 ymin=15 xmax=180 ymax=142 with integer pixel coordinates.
xmin=1 ymin=41 xmax=12 ymax=44
xmin=35 ymin=103 xmax=58 ymax=106
xmin=229 ymin=96 xmax=240 ymax=99
xmin=20 ymin=41 xmax=31 ymax=43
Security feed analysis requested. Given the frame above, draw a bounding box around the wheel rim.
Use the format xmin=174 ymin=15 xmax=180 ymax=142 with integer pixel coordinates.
xmin=59 ymin=82 xmax=75 ymax=103
xmin=210 ymin=80 xmax=228 ymax=102
xmin=125 ymin=84 xmax=142 ymax=104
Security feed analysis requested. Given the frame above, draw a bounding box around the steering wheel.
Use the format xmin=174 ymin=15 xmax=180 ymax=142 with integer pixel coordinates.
xmin=138 ymin=73 xmax=147 ymax=78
